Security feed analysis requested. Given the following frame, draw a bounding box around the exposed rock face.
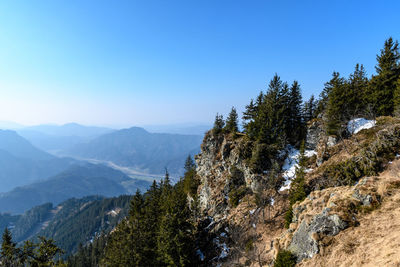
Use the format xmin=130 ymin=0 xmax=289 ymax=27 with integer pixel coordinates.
xmin=279 ymin=175 xmax=382 ymax=262
xmin=195 ymin=132 xmax=260 ymax=219
xmin=288 ymin=209 xmax=347 ymax=261
xmin=306 ymin=119 xmax=324 ymax=150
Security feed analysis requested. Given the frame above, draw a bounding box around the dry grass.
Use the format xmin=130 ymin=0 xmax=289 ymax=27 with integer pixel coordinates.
xmin=297 ymin=160 xmax=400 ymax=267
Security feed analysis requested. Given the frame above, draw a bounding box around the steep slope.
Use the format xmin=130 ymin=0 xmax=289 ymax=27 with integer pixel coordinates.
xmin=193 ymin=117 xmax=400 ymax=266
xmin=0 ymin=163 xmax=150 ymax=214
xmin=0 ymin=129 xmax=53 ymax=160
xmin=65 ymin=126 xmax=203 ymax=175
xmin=0 ymin=196 xmax=131 ymax=256
xmin=0 ymin=130 xmax=76 ymax=192
xmin=297 ymin=163 xmax=400 ymax=267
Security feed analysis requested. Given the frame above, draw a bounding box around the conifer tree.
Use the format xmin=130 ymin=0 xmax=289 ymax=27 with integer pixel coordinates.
xmin=1 ymin=228 xmax=18 ymax=266
xmin=141 ymin=181 xmax=162 ymax=266
xmin=325 ymin=72 xmax=347 ymax=135
xmin=34 ymin=236 xmax=64 ymax=266
xmin=369 ymin=37 xmax=400 ymax=116
xmin=348 ymin=64 xmax=369 ymax=116
xmin=157 ymin=182 xmax=196 ymax=266
xmin=183 ymin=155 xmax=199 ymax=197
xmin=212 ymin=113 xmax=225 ymax=135
xmin=287 ymin=80 xmax=304 ymax=145
xmin=224 ymin=106 xmax=239 ymax=134
xmin=303 ymin=95 xmax=316 ymax=122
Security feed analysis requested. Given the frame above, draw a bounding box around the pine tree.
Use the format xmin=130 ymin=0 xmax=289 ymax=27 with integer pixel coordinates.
xmin=142 ymin=181 xmax=162 ymax=266
xmin=348 ymin=64 xmax=369 ymax=117
xmin=257 ymin=74 xmax=287 ymax=145
xmin=157 ymin=182 xmax=196 ymax=266
xmin=1 ymin=228 xmax=18 ymax=266
xmin=183 ymin=155 xmax=199 ymax=197
xmin=212 ymin=113 xmax=225 ymax=135
xmin=287 ymin=80 xmax=304 ymax=145
xmin=34 ymin=236 xmax=64 ymax=266
xmin=184 ymin=155 xmax=195 ymax=173
xmin=303 ymin=95 xmax=316 ymax=122
xmin=325 ymin=72 xmax=347 ymax=135
xmin=224 ymin=107 xmax=239 ymax=134
xmin=369 ymin=37 xmax=400 ymax=116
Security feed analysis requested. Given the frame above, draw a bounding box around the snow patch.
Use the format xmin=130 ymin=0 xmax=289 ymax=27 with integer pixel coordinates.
xmin=196 ymin=249 xmax=205 ymax=261
xmin=249 ymin=209 xmax=256 ymax=215
xmin=347 ymin=118 xmax=376 ymax=134
xmin=280 ymin=146 xmax=299 ymax=191
xmin=305 ymin=150 xmax=317 ymax=157
xmin=279 ymin=146 xmax=316 ymax=191
xmin=213 ymin=237 xmax=230 ymax=260
xmin=271 ymin=198 xmax=275 ymax=206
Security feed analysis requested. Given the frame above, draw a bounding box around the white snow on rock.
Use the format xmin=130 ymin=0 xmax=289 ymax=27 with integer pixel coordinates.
xmin=279 ymin=146 xmax=299 ymax=191
xmin=196 ymin=249 xmax=205 ymax=261
xmin=279 ymin=146 xmax=315 ymax=191
xmin=213 ymin=237 xmax=229 ymax=260
xmin=347 ymin=118 xmax=376 ymax=134
xmin=305 ymin=150 xmax=317 ymax=157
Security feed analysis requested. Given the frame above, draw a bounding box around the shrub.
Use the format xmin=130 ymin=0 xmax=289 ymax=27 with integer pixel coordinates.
xmin=274 ymin=250 xmax=296 ymax=267
xmin=284 ymin=206 xmax=293 ymax=229
xmin=228 ymin=186 xmax=247 ymax=207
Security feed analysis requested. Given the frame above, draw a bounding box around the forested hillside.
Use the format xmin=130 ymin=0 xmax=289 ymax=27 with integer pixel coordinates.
xmin=0 ymin=195 xmax=132 ymax=258
xmin=0 ymin=164 xmax=150 ymax=214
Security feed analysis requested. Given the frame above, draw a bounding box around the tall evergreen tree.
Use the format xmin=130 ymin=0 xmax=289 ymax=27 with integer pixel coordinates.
xmin=212 ymin=113 xmax=225 ymax=135
xmin=369 ymin=37 xmax=400 ymax=116
xmin=348 ymin=64 xmax=369 ymax=116
xmin=325 ymin=72 xmax=347 ymax=135
xmin=142 ymin=181 xmax=162 ymax=266
xmin=157 ymin=182 xmax=196 ymax=266
xmin=1 ymin=228 xmax=18 ymax=266
xmin=224 ymin=107 xmax=239 ymax=134
xmin=303 ymin=95 xmax=316 ymax=123
xmin=287 ymin=80 xmax=304 ymax=145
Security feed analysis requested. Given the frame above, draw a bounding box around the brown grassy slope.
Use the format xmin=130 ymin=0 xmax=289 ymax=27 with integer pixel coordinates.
xmin=298 ymin=160 xmax=400 ymax=267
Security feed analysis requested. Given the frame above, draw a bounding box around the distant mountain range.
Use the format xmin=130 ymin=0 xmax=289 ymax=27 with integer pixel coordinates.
xmin=0 ymin=163 xmax=150 ymax=214
xmin=64 ymin=127 xmax=203 ymax=175
xmin=17 ymin=123 xmax=115 ymax=154
xmin=142 ymin=123 xmax=211 ymax=135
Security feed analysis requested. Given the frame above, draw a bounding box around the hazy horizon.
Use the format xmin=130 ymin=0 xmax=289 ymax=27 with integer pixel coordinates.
xmin=0 ymin=1 xmax=399 ymax=126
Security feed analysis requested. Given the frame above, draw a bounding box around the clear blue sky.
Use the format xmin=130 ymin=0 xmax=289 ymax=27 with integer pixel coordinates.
xmin=0 ymin=0 xmax=399 ymax=127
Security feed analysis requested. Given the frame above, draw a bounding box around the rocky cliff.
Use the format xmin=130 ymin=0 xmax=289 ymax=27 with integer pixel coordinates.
xmin=194 ymin=117 xmax=400 ymax=266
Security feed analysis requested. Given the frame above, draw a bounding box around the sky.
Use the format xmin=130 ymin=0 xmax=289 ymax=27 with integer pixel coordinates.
xmin=0 ymin=1 xmax=399 ymax=127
